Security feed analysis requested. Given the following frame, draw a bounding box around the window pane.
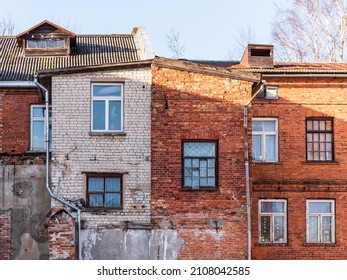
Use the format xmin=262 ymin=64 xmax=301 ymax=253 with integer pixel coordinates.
xmin=307 ymin=151 xmax=314 ymax=160
xmin=252 ymin=121 xmax=263 ymax=131
xmin=105 ymin=193 xmax=121 ymax=207
xmin=266 ymin=135 xmax=276 ymax=161
xmin=261 ymin=201 xmax=285 ymax=213
xmin=109 ymin=101 xmax=122 ymax=130
xmin=33 ymin=107 xmax=44 ymax=117
xmin=192 ymin=170 xmax=199 ymax=189
xmin=184 ymin=177 xmax=192 ymax=186
xmin=308 ymin=202 xmax=332 ymax=213
xmin=313 ymin=120 xmax=319 ymax=130
xmin=263 ymin=121 xmax=276 ymax=132
xmin=38 ymin=40 xmax=46 ymax=48
xmin=200 ymin=178 xmax=207 ymax=186
xmin=252 ymin=135 xmax=262 ymax=161
xmin=93 ymin=101 xmax=105 ymax=130
xmin=184 ymin=142 xmax=215 ymax=157
xmin=27 ymin=40 xmax=37 ymax=48
xmin=88 ymin=178 xmax=104 ymax=192
xmin=89 ymin=194 xmax=103 ymax=207
xmin=184 ymin=159 xmax=191 ymax=167
xmin=260 ymin=216 xmax=271 ymax=242
xmin=47 ymin=40 xmax=55 ymax=48
xmin=55 ymin=39 xmax=65 ymax=47
xmin=307 ymin=120 xmax=313 ymax=130
xmin=105 ymin=178 xmax=121 ymax=192
xmin=308 ymin=216 xmax=319 ymax=242
xmin=93 ymin=85 xmax=122 ymax=97
xmin=207 ymin=168 xmax=215 ymax=177
xmin=32 ymin=120 xmax=44 ymax=150
xmin=207 ymin=177 xmax=215 ymax=186
xmin=322 ymin=216 xmax=332 ymax=242
xmin=319 ymin=120 xmax=325 ymax=131
xmin=274 ymin=216 xmax=285 ymax=242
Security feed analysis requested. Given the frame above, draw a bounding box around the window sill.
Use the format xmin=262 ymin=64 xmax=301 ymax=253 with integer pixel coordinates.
xmin=89 ymin=132 xmax=126 ymax=136
xmin=303 ymin=242 xmax=338 ymax=247
xmin=256 ymin=243 xmax=288 ymax=247
xmin=252 ymin=161 xmax=281 ymax=164
xmin=302 ymin=161 xmax=339 ymax=165
xmin=180 ymin=187 xmax=220 ymax=192
xmin=26 ymin=150 xmax=48 ymax=154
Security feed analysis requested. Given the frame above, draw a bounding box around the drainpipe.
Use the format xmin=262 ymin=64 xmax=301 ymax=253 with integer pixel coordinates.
xmin=243 ymin=80 xmax=265 ymax=260
xmin=34 ymin=75 xmax=81 ymax=260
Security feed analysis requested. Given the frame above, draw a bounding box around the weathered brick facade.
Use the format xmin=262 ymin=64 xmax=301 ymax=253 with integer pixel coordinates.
xmin=0 ymin=210 xmax=11 ymax=260
xmin=251 ymin=76 xmax=347 ymax=259
xmin=151 ymin=60 xmax=258 ymax=259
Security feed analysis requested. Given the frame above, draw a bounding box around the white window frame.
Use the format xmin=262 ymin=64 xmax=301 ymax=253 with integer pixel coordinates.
xmin=264 ymin=86 xmax=278 ymax=99
xmin=252 ymin=118 xmax=278 ymax=162
xmin=259 ymin=199 xmax=287 ymax=243
xmin=91 ymin=83 xmax=123 ymax=132
xmin=30 ymin=105 xmax=51 ymax=151
xmin=306 ymin=200 xmax=335 ymax=243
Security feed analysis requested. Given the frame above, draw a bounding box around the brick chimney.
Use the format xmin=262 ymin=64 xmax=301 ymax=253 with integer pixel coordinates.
xmin=240 ymin=44 xmax=274 ymax=68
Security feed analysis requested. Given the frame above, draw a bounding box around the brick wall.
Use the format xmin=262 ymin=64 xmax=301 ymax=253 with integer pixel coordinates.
xmin=0 ymin=87 xmax=45 ymax=164
xmin=151 ymin=65 xmax=254 ymax=259
xmin=251 ymin=77 xmax=347 ymax=259
xmin=51 ymin=67 xmax=152 ymax=227
xmin=48 ymin=209 xmax=75 ymax=260
xmin=0 ymin=210 xmax=11 ymax=260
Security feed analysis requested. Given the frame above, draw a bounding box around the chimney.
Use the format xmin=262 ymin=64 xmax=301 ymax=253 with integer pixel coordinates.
xmin=240 ymin=44 xmax=274 ymax=68
xmin=131 ymin=26 xmax=155 ymax=60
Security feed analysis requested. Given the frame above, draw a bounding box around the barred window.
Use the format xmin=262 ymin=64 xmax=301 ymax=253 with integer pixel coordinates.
xmin=306 ymin=118 xmax=333 ymax=161
xmin=183 ymin=141 xmax=217 ymax=189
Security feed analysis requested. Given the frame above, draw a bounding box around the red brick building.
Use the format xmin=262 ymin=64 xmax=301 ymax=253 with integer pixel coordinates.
xmin=151 ymin=57 xmax=260 ymax=259
xmin=237 ymin=45 xmax=347 ymax=259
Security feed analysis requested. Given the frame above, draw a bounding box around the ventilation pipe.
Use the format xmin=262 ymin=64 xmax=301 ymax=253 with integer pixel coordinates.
xmin=34 ymin=75 xmax=81 ymax=260
xmin=244 ymin=80 xmax=265 ymax=260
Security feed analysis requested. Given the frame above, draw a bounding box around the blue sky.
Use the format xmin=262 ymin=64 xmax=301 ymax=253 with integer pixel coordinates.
xmin=1 ymin=0 xmax=284 ymax=60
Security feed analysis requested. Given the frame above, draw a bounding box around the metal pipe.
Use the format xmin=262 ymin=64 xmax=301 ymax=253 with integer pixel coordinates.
xmin=34 ymin=75 xmax=81 ymax=260
xmin=243 ymin=80 xmax=265 ymax=260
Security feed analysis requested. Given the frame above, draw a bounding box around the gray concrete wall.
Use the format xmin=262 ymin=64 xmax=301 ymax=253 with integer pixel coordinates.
xmin=0 ymin=164 xmax=51 ymax=259
xmin=81 ymin=228 xmax=183 ymax=260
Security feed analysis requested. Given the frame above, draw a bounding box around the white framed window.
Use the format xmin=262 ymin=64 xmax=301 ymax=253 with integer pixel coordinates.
xmin=306 ymin=200 xmax=335 ymax=243
xmin=252 ymin=118 xmax=278 ymax=162
xmin=264 ymin=86 xmax=278 ymax=99
xmin=91 ymin=83 xmax=123 ymax=132
xmin=259 ymin=199 xmax=287 ymax=243
xmin=30 ymin=105 xmax=51 ymax=151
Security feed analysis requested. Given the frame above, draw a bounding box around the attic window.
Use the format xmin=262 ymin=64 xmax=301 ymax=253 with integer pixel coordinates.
xmin=27 ymin=39 xmax=65 ymax=48
xmin=250 ymin=49 xmax=271 ymax=57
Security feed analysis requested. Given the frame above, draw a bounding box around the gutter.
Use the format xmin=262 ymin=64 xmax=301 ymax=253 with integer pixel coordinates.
xmin=34 ymin=75 xmax=82 ymax=260
xmin=262 ymin=73 xmax=347 ymax=78
xmin=0 ymin=81 xmax=36 ymax=88
xmin=243 ymin=80 xmax=265 ymax=260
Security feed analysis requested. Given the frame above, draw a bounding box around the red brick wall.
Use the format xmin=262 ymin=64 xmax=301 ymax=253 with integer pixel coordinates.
xmin=0 ymin=87 xmax=45 ymax=164
xmin=48 ymin=209 xmax=76 ymax=260
xmin=151 ymin=65 xmax=254 ymax=259
xmin=0 ymin=210 xmax=12 ymax=260
xmin=251 ymin=77 xmax=347 ymax=259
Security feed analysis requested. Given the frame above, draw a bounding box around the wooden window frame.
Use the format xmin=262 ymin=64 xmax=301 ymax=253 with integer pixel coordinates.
xmin=86 ymin=173 xmax=123 ymax=209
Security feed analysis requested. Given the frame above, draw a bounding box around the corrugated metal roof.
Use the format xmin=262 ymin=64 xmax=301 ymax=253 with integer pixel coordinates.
xmin=0 ymin=34 xmax=140 ymax=81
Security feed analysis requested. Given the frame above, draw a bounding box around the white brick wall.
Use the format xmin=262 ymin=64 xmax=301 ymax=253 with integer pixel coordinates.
xmin=51 ymin=67 xmax=152 ymax=227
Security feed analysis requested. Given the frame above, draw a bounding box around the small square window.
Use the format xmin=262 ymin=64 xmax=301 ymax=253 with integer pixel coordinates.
xmin=183 ymin=141 xmax=217 ymax=189
xmin=259 ymin=199 xmax=287 ymax=243
xmin=306 ymin=200 xmax=335 ymax=243
xmin=87 ymin=175 xmax=122 ymax=208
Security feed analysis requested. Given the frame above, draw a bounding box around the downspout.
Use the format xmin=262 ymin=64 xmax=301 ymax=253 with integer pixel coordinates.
xmin=34 ymin=75 xmax=81 ymax=260
xmin=244 ymin=80 xmax=265 ymax=260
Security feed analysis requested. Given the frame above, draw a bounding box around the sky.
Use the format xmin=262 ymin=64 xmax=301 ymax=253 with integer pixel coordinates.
xmin=1 ymin=0 xmax=286 ymax=60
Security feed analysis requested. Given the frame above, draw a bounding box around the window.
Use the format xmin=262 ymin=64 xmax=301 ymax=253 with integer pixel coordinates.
xmin=91 ymin=83 xmax=123 ymax=132
xmin=183 ymin=141 xmax=217 ymax=189
xmin=87 ymin=175 xmax=122 ymax=208
xmin=306 ymin=118 xmax=333 ymax=161
xmin=259 ymin=199 xmax=287 ymax=243
xmin=27 ymin=39 xmax=65 ymax=48
xmin=307 ymin=200 xmax=335 ymax=243
xmin=252 ymin=118 xmax=278 ymax=162
xmin=30 ymin=105 xmax=52 ymax=151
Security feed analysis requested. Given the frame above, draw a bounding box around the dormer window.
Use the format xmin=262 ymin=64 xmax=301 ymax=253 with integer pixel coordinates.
xmin=16 ymin=20 xmax=75 ymax=57
xmin=27 ymin=39 xmax=65 ymax=49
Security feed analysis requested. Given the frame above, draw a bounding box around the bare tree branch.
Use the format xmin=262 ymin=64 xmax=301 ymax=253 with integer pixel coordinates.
xmin=226 ymin=26 xmax=256 ymax=60
xmin=0 ymin=15 xmax=16 ymax=36
xmin=272 ymin=0 xmax=347 ymax=62
xmin=166 ymin=29 xmax=186 ymax=59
